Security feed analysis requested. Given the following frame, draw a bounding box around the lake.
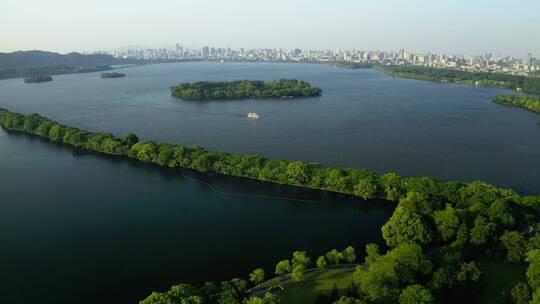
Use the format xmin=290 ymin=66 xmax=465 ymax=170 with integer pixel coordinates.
xmin=0 ymin=62 xmax=539 ymax=303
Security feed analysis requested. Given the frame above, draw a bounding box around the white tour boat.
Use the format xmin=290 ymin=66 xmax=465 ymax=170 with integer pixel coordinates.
xmin=247 ymin=112 xmax=260 ymax=119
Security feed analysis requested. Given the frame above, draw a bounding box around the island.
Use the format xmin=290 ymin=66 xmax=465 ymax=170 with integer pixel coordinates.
xmin=373 ymin=65 xmax=540 ymax=94
xmin=101 ymin=72 xmax=125 ymax=79
xmin=23 ymin=75 xmax=52 ymax=83
xmin=1 ymin=107 xmax=538 ymax=304
xmin=170 ymin=79 xmax=321 ymax=101
xmin=492 ymin=94 xmax=540 ymax=114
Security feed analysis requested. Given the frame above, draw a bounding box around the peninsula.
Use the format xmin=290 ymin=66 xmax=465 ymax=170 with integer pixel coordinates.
xmin=492 ymin=94 xmax=540 ymax=114
xmin=373 ymin=65 xmax=540 ymax=94
xmin=170 ymin=79 xmax=321 ymax=101
xmin=1 ymin=108 xmax=538 ymax=304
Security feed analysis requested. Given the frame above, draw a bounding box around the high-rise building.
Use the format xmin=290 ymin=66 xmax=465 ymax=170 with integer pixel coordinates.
xmin=524 ymin=53 xmax=533 ymax=67
xmin=404 ymin=51 xmax=413 ymax=61
xmin=201 ymin=46 xmax=210 ymax=57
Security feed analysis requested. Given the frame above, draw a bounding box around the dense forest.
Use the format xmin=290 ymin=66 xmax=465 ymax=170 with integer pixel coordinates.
xmin=373 ymin=65 xmax=540 ymax=94
xmin=1 ymin=108 xmax=539 ymax=304
xmin=493 ymin=94 xmax=540 ymax=115
xmin=170 ymin=79 xmax=322 ymax=101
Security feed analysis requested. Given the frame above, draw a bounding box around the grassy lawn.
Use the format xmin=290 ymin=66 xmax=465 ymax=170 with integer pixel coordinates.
xmin=476 ymin=258 xmax=527 ymax=303
xmin=273 ymin=259 xmax=525 ymax=304
xmin=278 ymin=269 xmax=354 ymax=304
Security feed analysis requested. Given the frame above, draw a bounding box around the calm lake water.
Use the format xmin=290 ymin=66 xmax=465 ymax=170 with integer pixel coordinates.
xmin=0 ymin=62 xmax=539 ymax=303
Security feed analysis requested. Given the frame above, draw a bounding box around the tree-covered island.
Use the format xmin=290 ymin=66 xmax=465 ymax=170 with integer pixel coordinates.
xmin=23 ymin=75 xmax=52 ymax=83
xmin=1 ymin=108 xmax=539 ymax=304
xmin=101 ymin=72 xmax=126 ymax=79
xmin=492 ymin=94 xmax=540 ymax=115
xmin=170 ymin=79 xmax=322 ymax=101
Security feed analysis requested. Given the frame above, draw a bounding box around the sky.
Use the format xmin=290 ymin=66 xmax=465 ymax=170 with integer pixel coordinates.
xmin=1 ymin=0 xmax=539 ymax=57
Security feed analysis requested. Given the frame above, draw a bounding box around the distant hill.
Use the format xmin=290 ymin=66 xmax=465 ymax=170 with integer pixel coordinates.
xmin=0 ymin=50 xmax=120 ymax=69
xmin=0 ymin=50 xmax=130 ymax=80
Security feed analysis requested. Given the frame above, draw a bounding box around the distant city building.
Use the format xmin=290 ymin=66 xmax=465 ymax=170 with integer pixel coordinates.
xmin=524 ymin=53 xmax=534 ymax=67
xmin=201 ymin=46 xmax=210 ymax=57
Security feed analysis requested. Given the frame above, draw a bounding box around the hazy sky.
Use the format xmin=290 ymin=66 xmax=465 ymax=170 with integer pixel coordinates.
xmin=2 ymin=0 xmax=539 ymax=57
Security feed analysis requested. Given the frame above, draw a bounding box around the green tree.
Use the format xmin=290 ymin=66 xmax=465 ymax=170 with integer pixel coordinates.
xmin=275 ymin=260 xmax=291 ymax=277
xmin=469 ymin=216 xmax=495 ymax=246
xmin=381 ymin=207 xmax=432 ymax=247
xmin=292 ymin=251 xmax=311 ymax=269
xmin=290 ymin=265 xmax=305 ymax=283
xmin=217 ymin=278 xmax=247 ymax=304
xmin=332 ymin=296 xmax=364 ymax=304
xmin=140 ymin=283 xmax=199 ymax=304
xmin=131 ymin=141 xmax=158 ymax=162
xmin=526 ymin=250 xmax=540 ymax=300
xmin=398 ymin=191 xmax=432 ymax=215
xmin=379 ymin=172 xmax=403 ymax=201
xmin=249 ymin=268 xmax=265 ymax=285
xmin=124 ymin=132 xmax=139 ymax=146
xmin=353 ymin=176 xmax=378 ymax=200
xmin=354 ymin=243 xmax=431 ymax=303
xmin=243 ymin=292 xmax=278 ymax=304
xmin=316 ymin=256 xmax=327 ymax=272
xmin=488 ymin=198 xmax=515 ymax=228
xmin=48 ymin=124 xmax=65 ymax=142
xmin=326 ymin=249 xmax=344 ymax=265
xmin=389 ymin=242 xmax=432 ymax=282
xmin=399 ymin=285 xmax=433 ymax=304
xmin=529 ymin=234 xmax=540 ymax=252
xmin=156 ymin=144 xmax=174 ymax=166
xmin=456 ymin=261 xmax=482 ymax=288
xmin=429 ymin=266 xmax=456 ymax=291
xmin=433 ymin=204 xmax=460 ymax=241
xmin=286 ymin=162 xmax=309 ymax=184
xmin=365 ymin=243 xmax=380 ymax=266
xmin=342 ymin=246 xmax=357 ymax=264
xmin=500 ymin=231 xmax=528 ymax=263
xmin=510 ymin=282 xmax=530 ymax=304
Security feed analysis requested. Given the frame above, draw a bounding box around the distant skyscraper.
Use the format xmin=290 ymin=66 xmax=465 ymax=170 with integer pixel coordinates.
xmin=524 ymin=53 xmax=533 ymax=67
xmin=202 ymin=46 xmax=210 ymax=57
xmin=176 ymin=43 xmax=183 ymax=57
xmin=404 ymin=51 xmax=413 ymax=61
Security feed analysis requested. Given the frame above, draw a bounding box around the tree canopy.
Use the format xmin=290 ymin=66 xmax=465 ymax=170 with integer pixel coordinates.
xmin=170 ymin=79 xmax=321 ymax=101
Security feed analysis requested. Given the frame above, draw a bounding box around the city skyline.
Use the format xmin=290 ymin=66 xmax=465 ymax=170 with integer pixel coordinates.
xmin=106 ymin=44 xmax=537 ymax=76
xmin=2 ymin=0 xmax=539 ymax=56
xmin=107 ymin=44 xmax=537 ymax=61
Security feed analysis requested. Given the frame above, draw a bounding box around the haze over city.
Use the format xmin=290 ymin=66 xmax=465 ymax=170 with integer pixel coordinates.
xmin=2 ymin=0 xmax=539 ymax=56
